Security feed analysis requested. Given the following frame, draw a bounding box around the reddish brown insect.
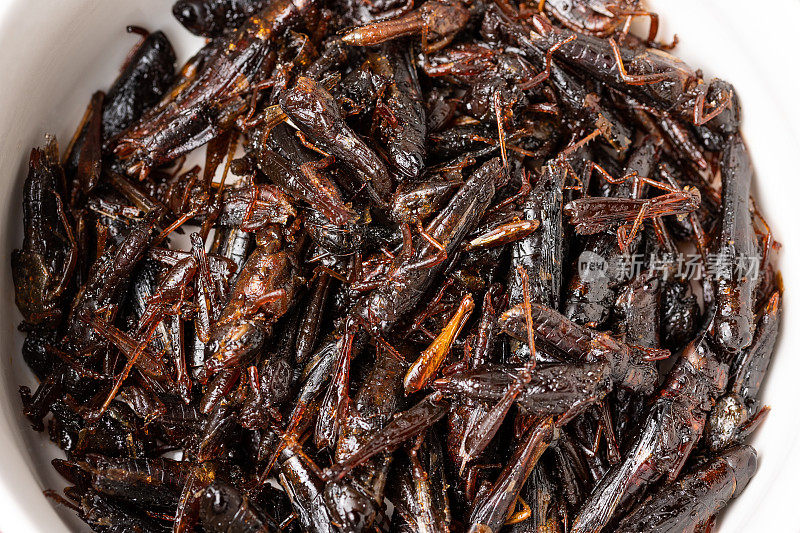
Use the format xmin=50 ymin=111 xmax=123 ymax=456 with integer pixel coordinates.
xmin=12 ymin=1 xmax=779 ymax=531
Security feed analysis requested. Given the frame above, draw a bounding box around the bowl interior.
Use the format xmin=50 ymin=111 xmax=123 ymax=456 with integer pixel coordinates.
xmin=0 ymin=0 xmax=798 ymax=531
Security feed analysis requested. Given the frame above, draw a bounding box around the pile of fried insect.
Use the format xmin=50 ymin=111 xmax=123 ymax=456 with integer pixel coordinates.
xmin=11 ymin=0 xmax=781 ymax=531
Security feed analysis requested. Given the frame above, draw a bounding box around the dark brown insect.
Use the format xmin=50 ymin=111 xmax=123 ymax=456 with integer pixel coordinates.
xmin=11 ymin=1 xmax=780 ymax=531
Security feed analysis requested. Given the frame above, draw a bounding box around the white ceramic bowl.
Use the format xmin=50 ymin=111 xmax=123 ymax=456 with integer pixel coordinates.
xmin=0 ymin=0 xmax=798 ymax=531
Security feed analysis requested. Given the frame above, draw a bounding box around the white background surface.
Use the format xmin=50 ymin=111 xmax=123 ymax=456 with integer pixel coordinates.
xmin=0 ymin=0 xmax=798 ymax=531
